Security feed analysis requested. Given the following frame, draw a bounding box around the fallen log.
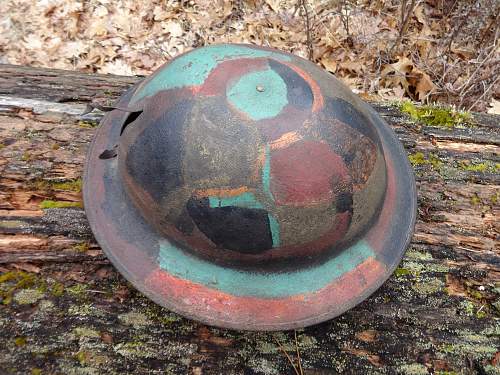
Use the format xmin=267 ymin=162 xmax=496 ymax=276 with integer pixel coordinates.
xmin=0 ymin=64 xmax=498 ymax=374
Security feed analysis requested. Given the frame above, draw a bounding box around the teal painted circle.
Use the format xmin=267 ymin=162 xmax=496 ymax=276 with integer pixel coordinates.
xmin=130 ymin=44 xmax=291 ymax=104
xmin=226 ymin=68 xmax=288 ymax=120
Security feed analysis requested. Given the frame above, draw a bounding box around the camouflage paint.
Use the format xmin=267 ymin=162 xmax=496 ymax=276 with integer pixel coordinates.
xmin=131 ymin=44 xmax=291 ymax=103
xmin=209 ymin=191 xmax=263 ymax=209
xmin=84 ymin=44 xmax=417 ymax=330
xmin=226 ymin=68 xmax=288 ymax=120
xmin=157 ymin=239 xmax=375 ymax=297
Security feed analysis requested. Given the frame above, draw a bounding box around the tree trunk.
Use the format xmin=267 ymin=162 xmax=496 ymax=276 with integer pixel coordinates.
xmin=0 ymin=64 xmax=498 ymax=375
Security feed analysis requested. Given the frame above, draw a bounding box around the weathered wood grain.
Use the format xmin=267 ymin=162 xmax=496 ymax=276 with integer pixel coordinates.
xmin=0 ymin=64 xmax=498 ymax=375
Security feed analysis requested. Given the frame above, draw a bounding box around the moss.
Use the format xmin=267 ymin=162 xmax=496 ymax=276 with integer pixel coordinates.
xmin=13 ymin=289 xmax=44 ymax=304
xmin=1 ymin=271 xmax=41 ymax=304
xmin=470 ymin=193 xmax=482 ymax=205
xmin=51 ymin=282 xmax=65 ymax=297
xmin=394 ymin=268 xmax=411 ymax=277
xmin=31 ymin=369 xmax=42 ymax=375
xmin=30 ymin=178 xmax=83 ymax=193
xmin=14 ymin=337 xmax=27 ymax=347
xmin=0 ymin=220 xmax=26 ymax=229
xmin=52 ymin=179 xmax=82 ymax=192
xmin=412 ymin=278 xmax=444 ymax=295
xmin=75 ymin=351 xmax=89 ymax=365
xmin=113 ymin=342 xmax=157 ymax=359
xmin=490 ymin=191 xmax=499 ymax=205
xmin=73 ymin=327 xmax=100 ymax=338
xmin=40 ymin=200 xmax=82 ymax=209
xmin=21 ymin=151 xmax=32 ymax=161
xmin=408 ymin=152 xmax=426 ymax=166
xmin=406 ymin=250 xmax=433 ymax=261
xmin=66 ymin=283 xmax=88 ymax=297
xmin=118 ymin=312 xmax=152 ymax=329
xmin=398 ymin=363 xmax=428 ymax=374
xmin=78 ymin=121 xmax=98 ymax=128
xmin=459 ymin=160 xmax=498 ymax=173
xmin=428 ymin=153 xmax=442 ymax=170
xmin=400 ymin=101 xmax=472 ymax=128
xmin=72 ymin=242 xmax=90 ymax=252
xmin=408 ymin=152 xmax=442 ymax=170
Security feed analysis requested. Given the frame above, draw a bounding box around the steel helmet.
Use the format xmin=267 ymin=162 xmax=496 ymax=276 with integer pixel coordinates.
xmin=84 ymin=44 xmax=416 ymax=330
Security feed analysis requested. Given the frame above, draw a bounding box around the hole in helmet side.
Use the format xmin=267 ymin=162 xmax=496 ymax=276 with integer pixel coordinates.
xmin=120 ymin=110 xmax=144 ymax=135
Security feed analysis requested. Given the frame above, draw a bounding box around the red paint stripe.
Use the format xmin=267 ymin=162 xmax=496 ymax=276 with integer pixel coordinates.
xmin=145 ymin=257 xmax=384 ymax=327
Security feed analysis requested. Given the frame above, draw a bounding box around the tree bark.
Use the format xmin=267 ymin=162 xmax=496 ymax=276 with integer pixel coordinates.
xmin=0 ymin=64 xmax=498 ymax=375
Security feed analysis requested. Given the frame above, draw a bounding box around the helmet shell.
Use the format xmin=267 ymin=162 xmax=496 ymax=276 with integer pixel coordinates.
xmin=84 ymin=44 xmax=416 ymax=330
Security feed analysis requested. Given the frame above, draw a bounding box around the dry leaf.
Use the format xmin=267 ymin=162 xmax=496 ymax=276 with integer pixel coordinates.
xmin=487 ymin=98 xmax=500 ymax=115
xmin=265 ymin=0 xmax=280 ymax=12
xmin=163 ymin=21 xmax=183 ymax=38
xmin=321 ymin=56 xmax=337 ymax=73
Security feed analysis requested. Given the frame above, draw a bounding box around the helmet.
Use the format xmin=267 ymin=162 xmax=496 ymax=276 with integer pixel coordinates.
xmin=84 ymin=44 xmax=416 ymax=330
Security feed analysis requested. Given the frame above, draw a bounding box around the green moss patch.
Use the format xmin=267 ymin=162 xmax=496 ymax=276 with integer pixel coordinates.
xmin=31 ymin=178 xmax=82 ymax=192
xmin=400 ymin=101 xmax=472 ymax=128
xmin=40 ymin=200 xmax=82 ymax=209
xmin=459 ymin=161 xmax=499 ymax=173
xmin=408 ymin=152 xmax=442 ymax=170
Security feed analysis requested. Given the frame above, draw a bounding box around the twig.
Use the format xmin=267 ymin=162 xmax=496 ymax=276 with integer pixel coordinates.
xmin=299 ymin=0 xmax=314 ymax=61
xmin=390 ymin=0 xmax=417 ymax=55
xmin=274 ymin=337 xmax=300 ymax=375
xmin=294 ymin=330 xmax=304 ymax=375
xmin=467 ymin=74 xmax=500 ymax=111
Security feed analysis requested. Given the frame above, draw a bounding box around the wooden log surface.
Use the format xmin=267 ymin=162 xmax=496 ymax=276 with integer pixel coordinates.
xmin=0 ymin=64 xmax=499 ymax=375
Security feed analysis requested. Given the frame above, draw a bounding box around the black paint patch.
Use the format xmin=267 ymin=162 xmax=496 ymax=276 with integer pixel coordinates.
xmin=125 ymin=100 xmax=193 ymax=202
xmin=174 ymin=207 xmax=195 ymax=235
xmin=336 ymin=191 xmax=353 ymax=213
xmin=268 ymin=59 xmax=313 ymax=110
xmin=186 ymin=197 xmax=274 ymax=254
xmin=325 ymin=97 xmax=381 ymax=147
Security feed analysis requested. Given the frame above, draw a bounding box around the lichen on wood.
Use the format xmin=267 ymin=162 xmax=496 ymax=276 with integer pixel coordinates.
xmin=0 ymin=65 xmax=499 ymax=375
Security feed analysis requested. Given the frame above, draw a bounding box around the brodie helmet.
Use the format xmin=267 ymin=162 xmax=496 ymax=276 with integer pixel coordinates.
xmin=83 ymin=44 xmax=416 ymax=331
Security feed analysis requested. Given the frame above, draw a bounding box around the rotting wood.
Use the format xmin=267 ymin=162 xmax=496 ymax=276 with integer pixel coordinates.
xmin=0 ymin=64 xmax=498 ymax=375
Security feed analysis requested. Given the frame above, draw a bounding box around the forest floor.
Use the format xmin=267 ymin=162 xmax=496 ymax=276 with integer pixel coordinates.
xmin=0 ymin=0 xmax=498 ymax=112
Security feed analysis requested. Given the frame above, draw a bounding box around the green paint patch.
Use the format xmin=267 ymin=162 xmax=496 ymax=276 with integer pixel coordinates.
xmin=399 ymin=101 xmax=472 ymax=128
xmin=131 ymin=44 xmax=291 ymax=103
xmin=262 ymin=144 xmax=273 ymax=201
xmin=268 ymin=214 xmax=280 ymax=247
xmin=40 ymin=200 xmax=82 ymax=209
xmin=158 ymin=239 xmax=374 ymax=297
xmin=209 ymin=192 xmax=263 ymax=209
xmin=227 ymin=68 xmax=288 ymax=120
